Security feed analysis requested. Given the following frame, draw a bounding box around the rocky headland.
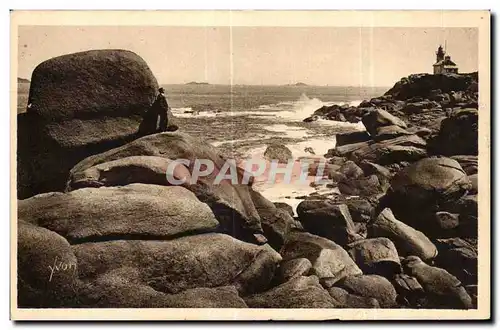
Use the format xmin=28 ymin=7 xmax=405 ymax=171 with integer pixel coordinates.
xmin=17 ymin=50 xmax=478 ymax=309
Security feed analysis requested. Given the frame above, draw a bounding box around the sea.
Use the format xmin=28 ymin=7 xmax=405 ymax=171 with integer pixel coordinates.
xmin=163 ymin=84 xmax=387 ymax=212
xmin=17 ymin=82 xmax=387 ymax=212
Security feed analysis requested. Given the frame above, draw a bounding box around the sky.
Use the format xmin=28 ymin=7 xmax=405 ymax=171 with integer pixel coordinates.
xmin=17 ymin=26 xmax=478 ymax=87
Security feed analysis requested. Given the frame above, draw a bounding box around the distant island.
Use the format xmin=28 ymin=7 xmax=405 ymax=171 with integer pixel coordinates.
xmin=186 ymin=81 xmax=209 ymax=85
xmin=284 ymin=82 xmax=308 ymax=86
xmin=18 ymin=77 xmax=30 ymax=83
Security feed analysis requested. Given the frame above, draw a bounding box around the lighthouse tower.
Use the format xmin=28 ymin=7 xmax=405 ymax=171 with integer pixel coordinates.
xmin=433 ymin=45 xmax=459 ymax=74
xmin=436 ymin=45 xmax=445 ymax=63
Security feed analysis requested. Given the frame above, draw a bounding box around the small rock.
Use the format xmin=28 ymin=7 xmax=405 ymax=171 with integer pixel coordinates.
xmin=339 ymin=160 xmax=365 ymax=179
xmin=327 ymin=287 xmax=380 ymax=308
xmin=338 ymin=174 xmax=386 ymax=197
xmin=273 ymin=202 xmax=294 ymax=217
xmin=296 ymin=200 xmax=364 ymax=245
xmin=244 ymin=276 xmax=336 ymax=308
xmin=348 ymin=238 xmax=402 ymax=276
xmin=280 ymin=231 xmax=362 ymax=285
xmin=264 ymin=143 xmax=293 ymax=164
xmin=336 ymin=274 xmax=398 ymax=308
xmin=403 ymin=256 xmax=473 ymax=309
xmin=278 ymin=258 xmax=312 ymax=283
xmin=392 ymin=274 xmax=426 ymax=307
xmin=362 ymin=109 xmax=408 ymax=136
xmin=370 ymin=208 xmax=438 ymax=260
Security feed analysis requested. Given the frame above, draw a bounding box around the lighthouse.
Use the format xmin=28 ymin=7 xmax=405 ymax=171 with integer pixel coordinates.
xmin=433 ymin=45 xmax=459 ymax=74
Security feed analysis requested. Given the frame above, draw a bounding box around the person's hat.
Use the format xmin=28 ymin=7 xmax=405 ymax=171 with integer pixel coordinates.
xmin=159 ymin=87 xmax=165 ymax=93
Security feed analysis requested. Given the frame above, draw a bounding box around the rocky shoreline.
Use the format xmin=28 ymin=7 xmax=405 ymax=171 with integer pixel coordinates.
xmin=17 ymin=50 xmax=478 ymax=309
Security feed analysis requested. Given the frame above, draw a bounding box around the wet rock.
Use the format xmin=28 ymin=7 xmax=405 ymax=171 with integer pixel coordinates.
xmin=336 ymin=131 xmax=371 ymax=147
xmin=370 ymin=208 xmax=437 ymax=260
xmin=278 ymin=258 xmax=312 ymax=283
xmin=244 ymin=276 xmax=336 ymax=308
xmin=403 ymin=256 xmax=473 ymax=309
xmin=327 ymin=287 xmax=380 ymax=308
xmin=73 ymin=233 xmax=281 ymax=295
xmin=280 ymin=231 xmax=362 ymax=285
xmin=303 ymin=115 xmax=319 ymax=122
xmin=348 ymin=238 xmax=402 ymax=276
xmin=296 ymin=200 xmax=364 ymax=245
xmin=264 ymin=143 xmax=293 ymax=164
xmin=18 ymin=221 xmax=79 ymax=308
xmin=336 ymin=274 xmax=398 ymax=308
xmin=362 ymin=109 xmax=408 ymax=136
xmin=19 ymin=184 xmax=219 ymax=243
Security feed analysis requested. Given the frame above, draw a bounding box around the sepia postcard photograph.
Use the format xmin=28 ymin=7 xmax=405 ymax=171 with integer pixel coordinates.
xmin=9 ymin=10 xmax=491 ymax=321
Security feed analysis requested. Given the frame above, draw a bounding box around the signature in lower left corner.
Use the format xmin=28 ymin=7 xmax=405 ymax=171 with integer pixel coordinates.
xmin=47 ymin=256 xmax=77 ymax=282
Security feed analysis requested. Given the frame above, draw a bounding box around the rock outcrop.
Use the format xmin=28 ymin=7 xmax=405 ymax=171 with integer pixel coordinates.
xmin=17 ymin=52 xmax=480 ymax=310
xmin=18 ymin=49 xmax=178 ymax=199
xmin=67 ymin=131 xmax=297 ymax=245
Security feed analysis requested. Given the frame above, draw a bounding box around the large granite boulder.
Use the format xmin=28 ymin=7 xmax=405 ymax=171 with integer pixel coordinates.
xmin=18 ymin=184 xmax=219 ymax=243
xmin=67 ymin=132 xmax=276 ymax=244
xmin=73 ymin=233 xmax=281 ymax=296
xmin=17 ymin=49 xmax=171 ymax=199
xmin=386 ymin=157 xmax=471 ymax=215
